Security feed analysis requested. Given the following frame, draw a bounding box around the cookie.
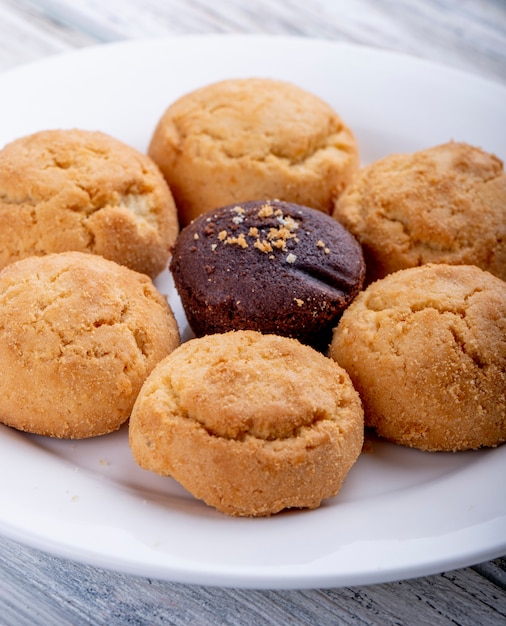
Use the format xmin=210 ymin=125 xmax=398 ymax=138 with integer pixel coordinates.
xmin=332 ymin=141 xmax=506 ymax=283
xmin=0 ymin=251 xmax=180 ymax=438
xmin=0 ymin=129 xmax=179 ymax=277
xmin=148 ymin=78 xmax=359 ymax=226
xmin=129 ymin=330 xmax=364 ymax=517
xmin=329 ymin=263 xmax=506 ymax=452
xmin=169 ymin=200 xmax=365 ymax=350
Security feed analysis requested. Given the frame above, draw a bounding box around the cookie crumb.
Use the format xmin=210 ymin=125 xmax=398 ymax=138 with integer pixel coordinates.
xmin=254 ymin=239 xmax=273 ymax=253
xmin=225 ymin=234 xmax=248 ymax=248
xmin=362 ymin=439 xmax=374 ymax=454
xmin=286 ymin=253 xmax=297 ymax=264
xmin=258 ymin=203 xmax=274 ymax=218
xmin=277 ymin=215 xmax=299 ymax=232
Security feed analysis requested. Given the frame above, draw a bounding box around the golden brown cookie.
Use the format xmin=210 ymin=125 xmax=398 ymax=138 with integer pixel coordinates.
xmin=329 ymin=264 xmax=506 ymax=452
xmin=332 ymin=141 xmax=506 ymax=283
xmin=148 ymin=78 xmax=360 ymax=226
xmin=129 ymin=330 xmax=364 ymax=516
xmin=0 ymin=129 xmax=179 ymax=277
xmin=0 ymin=251 xmax=180 ymax=438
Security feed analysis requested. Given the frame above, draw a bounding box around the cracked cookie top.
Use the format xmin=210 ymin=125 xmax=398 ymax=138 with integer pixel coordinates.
xmin=0 ymin=251 xmax=180 ymax=438
xmin=148 ymin=78 xmax=359 ymax=226
xmin=329 ymin=263 xmax=506 ymax=451
xmin=0 ymin=129 xmax=179 ymax=277
xmin=129 ymin=330 xmax=364 ymax=516
xmin=332 ymin=141 xmax=506 ymax=283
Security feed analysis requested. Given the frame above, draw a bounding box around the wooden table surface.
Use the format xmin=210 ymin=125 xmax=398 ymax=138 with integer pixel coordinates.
xmin=0 ymin=1 xmax=505 ymax=624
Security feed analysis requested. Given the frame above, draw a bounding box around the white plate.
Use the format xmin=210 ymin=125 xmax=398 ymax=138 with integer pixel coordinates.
xmin=0 ymin=35 xmax=505 ymax=590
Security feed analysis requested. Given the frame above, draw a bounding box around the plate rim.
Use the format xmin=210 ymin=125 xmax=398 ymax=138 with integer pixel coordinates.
xmin=0 ymin=33 xmax=505 ymax=589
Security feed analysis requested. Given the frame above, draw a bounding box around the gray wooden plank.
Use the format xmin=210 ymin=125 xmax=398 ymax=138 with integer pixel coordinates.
xmin=0 ymin=0 xmax=97 ymax=68
xmin=1 ymin=0 xmax=505 ymax=82
xmin=473 ymin=558 xmax=506 ymax=591
xmin=0 ymin=536 xmax=504 ymax=626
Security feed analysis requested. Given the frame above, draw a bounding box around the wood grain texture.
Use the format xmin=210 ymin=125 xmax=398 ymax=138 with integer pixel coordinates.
xmin=0 ymin=1 xmax=505 ymax=625
xmin=0 ymin=0 xmax=95 ymax=69
xmin=1 ymin=537 xmax=505 ymax=626
xmin=0 ymin=0 xmax=505 ymax=82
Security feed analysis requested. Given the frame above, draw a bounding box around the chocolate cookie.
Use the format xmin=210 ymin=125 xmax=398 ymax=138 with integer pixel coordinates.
xmin=170 ymin=200 xmax=365 ymax=349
